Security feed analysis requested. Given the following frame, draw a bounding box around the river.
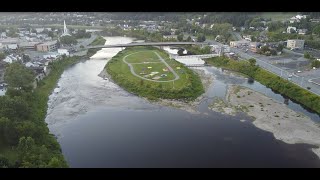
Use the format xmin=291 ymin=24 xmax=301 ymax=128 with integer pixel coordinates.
xmin=45 ymin=36 xmax=320 ymax=168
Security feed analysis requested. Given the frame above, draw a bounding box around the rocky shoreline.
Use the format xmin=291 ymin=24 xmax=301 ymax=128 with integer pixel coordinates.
xmin=210 ymin=85 xmax=320 ymax=158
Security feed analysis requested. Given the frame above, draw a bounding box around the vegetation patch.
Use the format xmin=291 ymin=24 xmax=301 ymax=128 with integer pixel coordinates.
xmin=205 ymin=56 xmax=320 ymax=115
xmin=106 ymin=46 xmax=204 ymax=101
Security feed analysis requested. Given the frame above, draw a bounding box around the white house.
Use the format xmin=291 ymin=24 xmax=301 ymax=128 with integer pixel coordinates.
xmin=35 ymin=28 xmax=44 ymax=33
xmin=7 ymin=44 xmax=18 ymax=50
xmin=57 ymin=49 xmax=69 ymax=56
xmin=298 ymin=29 xmax=307 ymax=35
xmin=287 ymin=26 xmax=297 ymax=33
xmin=25 ymin=62 xmax=39 ymax=68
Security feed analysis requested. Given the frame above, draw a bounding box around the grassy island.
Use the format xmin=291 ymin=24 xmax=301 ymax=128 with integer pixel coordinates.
xmin=106 ymin=46 xmax=204 ymax=101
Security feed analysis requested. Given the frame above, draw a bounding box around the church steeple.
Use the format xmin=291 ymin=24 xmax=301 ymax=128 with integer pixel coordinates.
xmin=61 ymin=20 xmax=71 ymax=37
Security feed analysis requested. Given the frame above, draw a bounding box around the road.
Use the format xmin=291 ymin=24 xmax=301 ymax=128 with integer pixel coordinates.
xmin=232 ymin=47 xmax=320 ymax=96
xmin=122 ymin=51 xmax=179 ymax=83
xmin=205 ymin=39 xmax=320 ymax=96
xmin=75 ymin=33 xmax=98 ymax=49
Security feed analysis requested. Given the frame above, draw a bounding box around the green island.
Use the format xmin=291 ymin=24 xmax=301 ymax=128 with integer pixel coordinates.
xmin=0 ymin=36 xmax=106 ymax=168
xmin=205 ymin=56 xmax=320 ymax=115
xmin=106 ymin=46 xmax=204 ymax=101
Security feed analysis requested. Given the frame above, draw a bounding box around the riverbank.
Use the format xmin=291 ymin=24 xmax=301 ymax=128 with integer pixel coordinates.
xmin=210 ymin=85 xmax=320 ymax=158
xmin=205 ymin=56 xmax=320 ymax=115
xmin=106 ymin=46 xmax=204 ymax=101
xmin=154 ymin=68 xmax=213 ymax=114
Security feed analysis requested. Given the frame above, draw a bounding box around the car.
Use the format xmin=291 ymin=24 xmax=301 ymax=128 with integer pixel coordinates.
xmin=297 ymin=70 xmax=302 ymax=73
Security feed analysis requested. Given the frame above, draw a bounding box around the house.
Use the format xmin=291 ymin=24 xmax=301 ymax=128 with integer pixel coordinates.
xmin=250 ymin=42 xmax=261 ymax=53
xmin=6 ymin=44 xmax=18 ymax=50
xmin=35 ymin=28 xmax=44 ymax=33
xmin=297 ymin=29 xmax=307 ymax=35
xmin=163 ymin=35 xmax=177 ymax=40
xmin=243 ymin=35 xmax=252 ymax=41
xmin=57 ymin=49 xmax=69 ymax=56
xmin=287 ymin=26 xmax=297 ymax=33
xmin=0 ymin=32 xmax=6 ymax=39
xmin=287 ymin=39 xmax=305 ymax=50
xmin=310 ymin=19 xmax=320 ymax=23
xmin=43 ymin=52 xmax=60 ymax=59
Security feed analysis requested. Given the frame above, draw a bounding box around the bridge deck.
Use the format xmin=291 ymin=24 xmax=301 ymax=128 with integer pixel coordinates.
xmin=85 ymin=42 xmax=208 ymax=49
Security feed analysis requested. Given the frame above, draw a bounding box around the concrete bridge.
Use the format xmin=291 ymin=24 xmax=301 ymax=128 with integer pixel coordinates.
xmin=84 ymin=42 xmax=208 ymax=49
xmin=170 ymin=54 xmax=219 ymax=59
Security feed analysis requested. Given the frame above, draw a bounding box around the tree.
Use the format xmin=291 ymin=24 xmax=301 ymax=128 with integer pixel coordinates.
xmin=277 ymin=44 xmax=284 ymax=52
xmin=186 ymin=36 xmax=192 ymax=42
xmin=0 ymin=53 xmax=5 ymax=60
xmin=80 ymin=45 xmax=84 ymax=49
xmin=197 ymin=34 xmax=206 ymax=42
xmin=248 ymin=58 xmax=256 ymax=66
xmin=0 ymin=155 xmax=10 ymax=168
xmin=22 ymin=54 xmax=31 ymax=63
xmin=47 ymin=157 xmax=63 ymax=168
xmin=60 ymin=35 xmax=77 ymax=45
xmin=304 ymin=52 xmax=312 ymax=59
xmin=177 ymin=34 xmax=184 ymax=42
xmin=289 ymin=28 xmax=296 ymax=34
xmin=312 ymin=25 xmax=320 ymax=37
xmin=4 ymin=63 xmax=35 ymax=92
xmin=177 ymin=48 xmax=185 ymax=56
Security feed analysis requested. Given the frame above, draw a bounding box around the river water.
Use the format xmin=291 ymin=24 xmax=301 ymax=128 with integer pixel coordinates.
xmin=45 ymin=36 xmax=320 ymax=168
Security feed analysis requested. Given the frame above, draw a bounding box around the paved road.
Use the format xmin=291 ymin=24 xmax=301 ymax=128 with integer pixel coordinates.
xmin=232 ymin=47 xmax=320 ymax=96
xmin=123 ymin=51 xmax=179 ymax=83
xmin=205 ymin=40 xmax=320 ymax=96
xmin=75 ymin=34 xmax=98 ymax=49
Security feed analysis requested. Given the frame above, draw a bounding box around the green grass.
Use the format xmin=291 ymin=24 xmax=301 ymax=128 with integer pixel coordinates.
xmin=258 ymin=12 xmax=296 ymax=21
xmin=89 ymin=36 xmax=106 ymax=46
xmin=132 ymin=63 xmax=175 ymax=81
xmin=106 ymin=46 xmax=204 ymax=101
xmin=125 ymin=51 xmax=161 ymax=63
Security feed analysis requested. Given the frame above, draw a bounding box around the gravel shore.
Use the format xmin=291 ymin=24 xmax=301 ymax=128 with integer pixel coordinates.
xmin=210 ymin=85 xmax=320 ymax=158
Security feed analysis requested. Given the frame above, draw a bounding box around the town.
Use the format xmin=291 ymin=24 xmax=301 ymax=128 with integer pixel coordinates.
xmin=1 ymin=12 xmax=320 ymax=168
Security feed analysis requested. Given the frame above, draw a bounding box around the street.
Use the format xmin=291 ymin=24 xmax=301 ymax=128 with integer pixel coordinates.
xmin=205 ymin=40 xmax=320 ymax=96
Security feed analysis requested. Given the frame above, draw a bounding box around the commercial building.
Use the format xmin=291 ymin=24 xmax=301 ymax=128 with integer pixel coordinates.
xmin=287 ymin=39 xmax=305 ymax=50
xmin=36 ymin=41 xmax=57 ymax=52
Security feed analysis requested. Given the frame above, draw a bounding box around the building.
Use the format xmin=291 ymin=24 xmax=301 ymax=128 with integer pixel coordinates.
xmin=287 ymin=26 xmax=297 ymax=33
xmin=163 ymin=35 xmax=177 ymax=40
xmin=298 ymin=29 xmax=307 ymax=35
xmin=250 ymin=42 xmax=261 ymax=53
xmin=36 ymin=41 xmax=57 ymax=52
xmin=19 ymin=42 xmax=41 ymax=50
xmin=57 ymin=49 xmax=69 ymax=56
xmin=6 ymin=44 xmax=18 ymax=50
xmin=287 ymin=39 xmax=305 ymax=50
xmin=61 ymin=20 xmax=71 ymax=37
xmin=230 ymin=40 xmax=250 ymax=48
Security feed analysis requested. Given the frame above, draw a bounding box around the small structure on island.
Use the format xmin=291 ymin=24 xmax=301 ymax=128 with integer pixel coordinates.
xmin=147 ymin=66 xmax=152 ymax=69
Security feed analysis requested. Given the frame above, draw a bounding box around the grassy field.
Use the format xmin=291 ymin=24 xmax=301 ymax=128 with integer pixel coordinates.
xmin=106 ymin=46 xmax=204 ymax=101
xmin=259 ymin=12 xmax=296 ymax=21
xmin=125 ymin=51 xmax=160 ymax=63
xmin=89 ymin=36 xmax=106 ymax=46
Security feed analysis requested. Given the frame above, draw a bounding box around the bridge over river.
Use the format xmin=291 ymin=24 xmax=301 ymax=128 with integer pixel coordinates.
xmin=83 ymin=42 xmax=208 ymax=49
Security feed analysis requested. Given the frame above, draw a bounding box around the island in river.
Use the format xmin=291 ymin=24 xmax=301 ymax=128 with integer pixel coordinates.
xmin=105 ymin=46 xmax=204 ymax=101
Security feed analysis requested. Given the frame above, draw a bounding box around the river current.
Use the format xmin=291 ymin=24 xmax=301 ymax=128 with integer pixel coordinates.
xmin=45 ymin=36 xmax=320 ymax=168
